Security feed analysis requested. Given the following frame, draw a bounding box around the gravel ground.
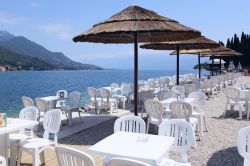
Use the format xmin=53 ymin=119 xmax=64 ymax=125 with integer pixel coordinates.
xmin=59 ymin=86 xmax=248 ymax=166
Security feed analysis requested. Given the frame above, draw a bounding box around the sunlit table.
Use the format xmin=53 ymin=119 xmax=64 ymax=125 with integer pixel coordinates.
xmin=88 ymin=131 xmax=174 ymax=165
xmin=160 ymin=97 xmax=196 ymax=108
xmin=41 ymin=96 xmax=67 ymax=109
xmin=0 ymin=118 xmax=38 ymax=165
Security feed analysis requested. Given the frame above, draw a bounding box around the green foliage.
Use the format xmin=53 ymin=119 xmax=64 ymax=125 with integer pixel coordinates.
xmin=222 ymin=32 xmax=250 ymax=69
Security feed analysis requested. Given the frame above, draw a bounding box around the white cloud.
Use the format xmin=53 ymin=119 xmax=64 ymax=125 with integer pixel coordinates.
xmin=0 ymin=11 xmax=25 ymax=24
xmin=39 ymin=23 xmax=72 ymax=40
xmin=30 ymin=2 xmax=40 ymax=7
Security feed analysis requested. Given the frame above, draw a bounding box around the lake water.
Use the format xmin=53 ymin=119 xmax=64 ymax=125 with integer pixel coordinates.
xmin=0 ymin=69 xmax=199 ymax=117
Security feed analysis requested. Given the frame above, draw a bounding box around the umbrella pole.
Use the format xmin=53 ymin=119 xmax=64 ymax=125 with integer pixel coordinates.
xmin=176 ymin=45 xmax=180 ymax=85
xmin=212 ymin=54 xmax=214 ymax=76
xmin=220 ymin=57 xmax=222 ymax=74
xmin=198 ymin=53 xmax=201 ymax=79
xmin=134 ymin=32 xmax=138 ymax=116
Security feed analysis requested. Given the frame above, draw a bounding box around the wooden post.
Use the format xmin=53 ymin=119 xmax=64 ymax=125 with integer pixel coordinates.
xmin=198 ymin=53 xmax=201 ymax=79
xmin=176 ymin=45 xmax=180 ymax=85
xmin=220 ymin=57 xmax=222 ymax=74
xmin=134 ymin=32 xmax=138 ymax=116
xmin=212 ymin=54 xmax=214 ymax=76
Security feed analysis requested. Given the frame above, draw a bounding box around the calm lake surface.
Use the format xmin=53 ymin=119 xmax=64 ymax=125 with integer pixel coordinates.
xmin=0 ymin=70 xmax=198 ymax=117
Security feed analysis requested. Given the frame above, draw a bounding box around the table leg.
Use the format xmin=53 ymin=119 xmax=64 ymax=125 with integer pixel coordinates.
xmin=68 ymin=111 xmax=72 ymax=126
xmin=0 ymin=134 xmax=9 ymax=166
xmin=123 ymin=98 xmax=126 ymax=110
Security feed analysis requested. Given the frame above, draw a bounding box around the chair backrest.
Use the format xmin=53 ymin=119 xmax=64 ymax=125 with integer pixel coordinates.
xmin=56 ymin=90 xmax=68 ymax=98
xmin=19 ymin=106 xmax=38 ymax=134
xmin=169 ymin=101 xmax=192 ymax=122
xmin=19 ymin=106 xmax=38 ymax=121
xmin=22 ymin=96 xmax=34 ymax=107
xmin=144 ymin=100 xmax=163 ymax=125
xmin=35 ymin=98 xmax=49 ymax=114
xmin=157 ymin=90 xmax=173 ymax=101
xmin=139 ymin=90 xmax=154 ymax=103
xmin=237 ymin=126 xmax=250 ymax=166
xmin=107 ymin=157 xmax=152 ymax=166
xmin=184 ymin=84 xmax=198 ymax=97
xmin=114 ymin=115 xmax=146 ymax=133
xmin=100 ymin=88 xmax=111 ymax=99
xmin=188 ymin=92 xmax=207 ymax=109
xmin=158 ymin=119 xmax=195 ymax=163
xmin=88 ymin=87 xmax=97 ymax=98
xmin=69 ymin=91 xmax=81 ymax=108
xmin=0 ymin=156 xmax=6 ymax=166
xmin=225 ymin=88 xmax=240 ymax=102
xmin=121 ymin=84 xmax=131 ymax=96
xmin=171 ymin=85 xmax=185 ymax=95
xmin=111 ymin=83 xmax=119 ymax=90
xmin=43 ymin=109 xmax=62 ymax=143
xmin=55 ymin=146 xmax=96 ymax=166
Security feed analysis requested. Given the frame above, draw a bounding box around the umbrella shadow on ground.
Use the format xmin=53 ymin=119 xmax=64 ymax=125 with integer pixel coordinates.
xmin=211 ymin=110 xmax=250 ymax=121
xmin=207 ymin=146 xmax=243 ymax=166
xmin=58 ymin=117 xmax=118 ymax=145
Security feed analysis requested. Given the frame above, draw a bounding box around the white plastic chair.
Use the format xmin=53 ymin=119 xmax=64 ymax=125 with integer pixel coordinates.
xmin=237 ymin=126 xmax=250 ymax=166
xmin=200 ymin=80 xmax=215 ymax=99
xmin=184 ymin=84 xmax=198 ymax=97
xmin=114 ymin=115 xmax=146 ymax=133
xmin=169 ymin=101 xmax=200 ymax=141
xmin=224 ymin=88 xmax=244 ymax=119
xmin=22 ymin=96 xmax=34 ymax=107
xmin=35 ymin=98 xmax=49 ymax=122
xmin=188 ymin=92 xmax=208 ymax=137
xmin=88 ymin=87 xmax=101 ymax=113
xmin=171 ymin=85 xmax=185 ymax=97
xmin=139 ymin=90 xmax=154 ymax=117
xmin=144 ymin=99 xmax=166 ymax=133
xmin=99 ymin=88 xmax=118 ymax=114
xmin=55 ymin=146 xmax=96 ymax=166
xmin=157 ymin=90 xmax=173 ymax=101
xmin=0 ymin=156 xmax=7 ymax=166
xmin=18 ymin=109 xmax=62 ymax=166
xmin=159 ymin=119 xmax=195 ymax=164
xmin=107 ymin=157 xmax=152 ymax=166
xmin=61 ymin=91 xmax=81 ymax=126
xmin=9 ymin=106 xmax=39 ymax=165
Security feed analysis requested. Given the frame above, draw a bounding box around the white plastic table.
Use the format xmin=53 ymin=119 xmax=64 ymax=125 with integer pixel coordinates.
xmin=0 ymin=118 xmax=38 ymax=164
xmin=160 ymin=97 xmax=196 ymax=108
xmin=41 ymin=96 xmax=67 ymax=109
xmin=88 ymin=131 xmax=174 ymax=165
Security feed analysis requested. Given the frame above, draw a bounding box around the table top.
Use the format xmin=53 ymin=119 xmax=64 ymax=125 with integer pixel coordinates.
xmin=41 ymin=96 xmax=67 ymax=101
xmin=88 ymin=131 xmax=174 ymax=164
xmin=160 ymin=97 xmax=195 ymax=106
xmin=0 ymin=118 xmax=38 ymax=135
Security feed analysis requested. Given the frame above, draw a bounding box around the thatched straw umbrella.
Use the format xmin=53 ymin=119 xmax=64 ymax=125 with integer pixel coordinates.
xmin=170 ymin=46 xmax=233 ymax=77
xmin=201 ymin=50 xmax=242 ymax=74
xmin=140 ymin=36 xmax=220 ymax=84
xmin=73 ymin=5 xmax=201 ymax=115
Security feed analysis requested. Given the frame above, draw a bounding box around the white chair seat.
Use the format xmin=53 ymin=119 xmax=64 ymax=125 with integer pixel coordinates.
xmin=62 ymin=106 xmax=79 ymax=112
xmin=9 ymin=133 xmax=30 ymax=142
xmin=21 ymin=138 xmax=55 ymax=149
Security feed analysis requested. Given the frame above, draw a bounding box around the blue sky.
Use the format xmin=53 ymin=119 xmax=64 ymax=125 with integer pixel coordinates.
xmin=0 ymin=0 xmax=249 ymax=70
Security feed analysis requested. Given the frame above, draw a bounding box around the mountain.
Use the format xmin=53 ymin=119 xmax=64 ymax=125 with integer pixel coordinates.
xmin=0 ymin=46 xmax=54 ymax=70
xmin=0 ymin=31 xmax=102 ymax=70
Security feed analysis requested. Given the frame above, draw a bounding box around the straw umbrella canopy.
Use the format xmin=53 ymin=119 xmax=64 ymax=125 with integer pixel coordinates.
xmin=170 ymin=46 xmax=234 ymax=76
xmin=201 ymin=49 xmax=242 ymax=74
xmin=140 ymin=36 xmax=220 ymax=84
xmin=73 ymin=5 xmax=201 ymax=115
